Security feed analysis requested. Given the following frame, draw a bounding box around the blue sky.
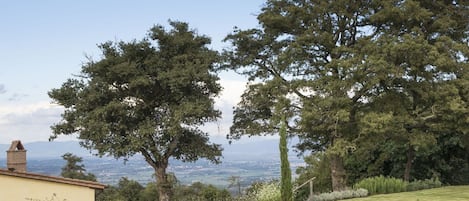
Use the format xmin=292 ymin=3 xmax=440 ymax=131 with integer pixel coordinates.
xmin=0 ymin=1 xmax=266 ymax=143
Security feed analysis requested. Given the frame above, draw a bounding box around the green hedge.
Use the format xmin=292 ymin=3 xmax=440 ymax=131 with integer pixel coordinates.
xmin=354 ymin=176 xmax=407 ymax=195
xmin=354 ymin=176 xmax=443 ymax=195
xmin=407 ymin=178 xmax=442 ymax=191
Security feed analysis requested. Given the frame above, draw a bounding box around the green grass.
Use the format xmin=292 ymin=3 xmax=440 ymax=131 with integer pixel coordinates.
xmin=343 ymin=186 xmax=469 ymax=201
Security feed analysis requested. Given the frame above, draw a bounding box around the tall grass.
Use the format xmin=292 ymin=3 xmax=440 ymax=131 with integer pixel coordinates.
xmin=354 ymin=176 xmax=408 ymax=195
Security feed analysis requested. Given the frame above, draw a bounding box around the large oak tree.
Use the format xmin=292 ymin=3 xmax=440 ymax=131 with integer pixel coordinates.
xmin=49 ymin=21 xmax=222 ymax=201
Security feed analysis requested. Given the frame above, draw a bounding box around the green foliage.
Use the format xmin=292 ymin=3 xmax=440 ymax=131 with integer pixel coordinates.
xmin=49 ymin=21 xmax=222 ymax=201
xmin=254 ymin=182 xmax=281 ymax=201
xmin=279 ymin=117 xmax=293 ymax=201
xmin=97 ymin=178 xmax=232 ymax=201
xmin=172 ymin=182 xmax=231 ymax=201
xmin=349 ymin=0 xmax=469 ymax=184
xmin=96 ymin=186 xmax=124 ymax=201
xmin=117 ymin=177 xmax=145 ymax=201
xmin=244 ymin=181 xmax=265 ymax=196
xmin=139 ymin=182 xmax=159 ymax=201
xmin=234 ymin=181 xmax=281 ymax=201
xmin=354 ymin=176 xmax=408 ymax=195
xmin=60 ymin=152 xmax=96 ymax=181
xmin=202 ymin=186 xmax=231 ymax=201
xmin=295 ymin=153 xmax=332 ymax=198
xmin=406 ymin=178 xmax=442 ymax=192
xmin=96 ymin=178 xmax=161 ymax=201
xmin=308 ymin=188 xmax=368 ymax=201
xmin=353 ymin=176 xmax=443 ymax=198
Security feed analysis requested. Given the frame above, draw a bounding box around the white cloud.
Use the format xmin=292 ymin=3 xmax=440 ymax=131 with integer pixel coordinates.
xmin=202 ymin=79 xmax=247 ymax=137
xmin=0 ymin=78 xmax=248 ymax=144
xmin=0 ymin=84 xmax=5 ymax=94
xmin=0 ymin=102 xmax=70 ymax=144
xmin=216 ymin=79 xmax=247 ymax=108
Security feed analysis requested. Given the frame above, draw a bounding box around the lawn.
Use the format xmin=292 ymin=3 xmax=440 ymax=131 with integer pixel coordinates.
xmin=344 ymin=186 xmax=469 ymax=201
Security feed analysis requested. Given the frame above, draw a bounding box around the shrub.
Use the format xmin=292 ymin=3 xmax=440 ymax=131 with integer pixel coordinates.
xmin=407 ymin=178 xmax=442 ymax=192
xmin=308 ymin=188 xmax=368 ymax=201
xmin=354 ymin=176 xmax=407 ymax=195
xmin=234 ymin=181 xmax=281 ymax=201
xmin=354 ymin=176 xmax=443 ymax=196
xmin=255 ymin=182 xmax=281 ymax=201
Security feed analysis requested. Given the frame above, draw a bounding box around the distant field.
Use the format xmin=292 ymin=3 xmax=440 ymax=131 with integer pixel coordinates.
xmin=344 ymin=186 xmax=469 ymax=201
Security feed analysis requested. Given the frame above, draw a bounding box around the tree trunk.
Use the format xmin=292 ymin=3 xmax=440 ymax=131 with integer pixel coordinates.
xmin=330 ymin=154 xmax=347 ymax=191
xmin=155 ymin=162 xmax=172 ymax=201
xmin=404 ymin=145 xmax=414 ymax=182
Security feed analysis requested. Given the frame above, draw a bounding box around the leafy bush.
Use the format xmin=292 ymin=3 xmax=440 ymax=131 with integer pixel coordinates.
xmin=255 ymin=182 xmax=281 ymax=201
xmin=234 ymin=182 xmax=281 ymax=201
xmin=308 ymin=188 xmax=368 ymax=201
xmin=407 ymin=178 xmax=442 ymax=192
xmin=354 ymin=176 xmax=407 ymax=195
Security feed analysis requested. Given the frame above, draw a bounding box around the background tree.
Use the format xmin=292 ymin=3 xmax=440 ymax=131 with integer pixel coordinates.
xmin=227 ymin=175 xmax=242 ymax=195
xmin=96 ymin=185 xmax=124 ymax=201
xmin=60 ymin=152 xmax=96 ymax=181
xmin=116 ymin=177 xmax=144 ymax=201
xmin=140 ymin=182 xmax=159 ymax=201
xmin=96 ymin=177 xmax=158 ymax=201
xmin=172 ymin=182 xmax=231 ymax=201
xmin=49 ymin=21 xmax=222 ymax=201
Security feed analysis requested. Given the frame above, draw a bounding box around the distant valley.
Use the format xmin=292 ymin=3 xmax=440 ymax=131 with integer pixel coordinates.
xmin=0 ymin=138 xmax=305 ymax=188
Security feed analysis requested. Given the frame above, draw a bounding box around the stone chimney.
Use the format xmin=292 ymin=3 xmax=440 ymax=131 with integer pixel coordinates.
xmin=6 ymin=140 xmax=27 ymax=172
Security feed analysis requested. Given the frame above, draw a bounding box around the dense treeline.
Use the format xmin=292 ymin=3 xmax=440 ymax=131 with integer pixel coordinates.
xmin=60 ymin=153 xmax=231 ymax=201
xmin=96 ymin=178 xmax=231 ymax=201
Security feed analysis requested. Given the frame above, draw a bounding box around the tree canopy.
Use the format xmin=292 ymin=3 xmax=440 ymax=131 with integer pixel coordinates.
xmin=49 ymin=21 xmax=222 ymax=201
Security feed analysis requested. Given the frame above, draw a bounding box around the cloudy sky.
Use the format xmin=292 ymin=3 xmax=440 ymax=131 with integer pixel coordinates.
xmin=0 ymin=1 xmax=266 ymax=143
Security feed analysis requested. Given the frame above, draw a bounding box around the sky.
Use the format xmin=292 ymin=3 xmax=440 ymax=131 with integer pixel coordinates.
xmin=0 ymin=1 xmax=267 ymax=144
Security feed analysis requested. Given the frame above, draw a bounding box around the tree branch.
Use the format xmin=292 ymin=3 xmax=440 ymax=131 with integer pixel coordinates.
xmin=140 ymin=148 xmax=158 ymax=169
xmin=254 ymin=60 xmax=310 ymax=101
